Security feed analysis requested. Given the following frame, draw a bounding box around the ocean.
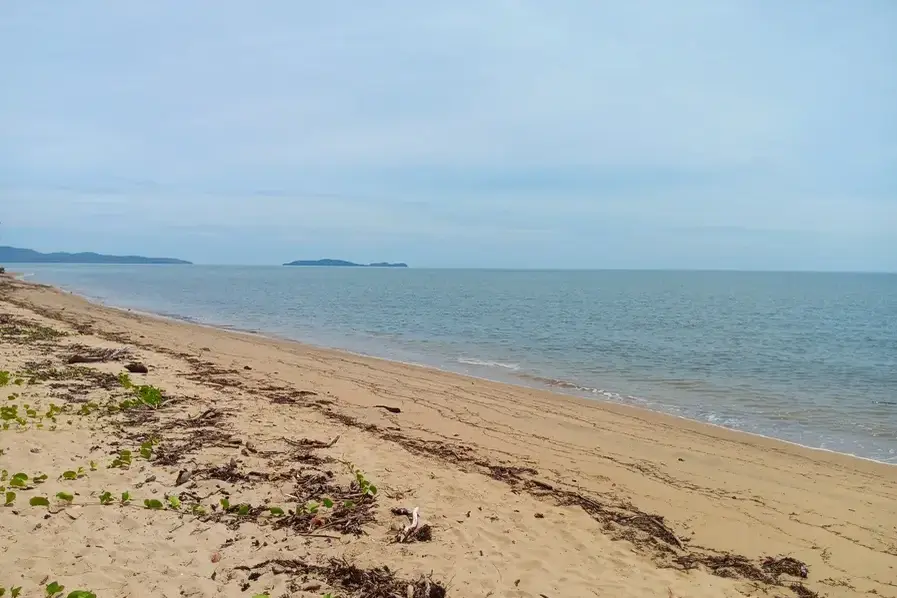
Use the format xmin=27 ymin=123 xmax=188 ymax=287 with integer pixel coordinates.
xmin=20 ymin=265 xmax=897 ymax=464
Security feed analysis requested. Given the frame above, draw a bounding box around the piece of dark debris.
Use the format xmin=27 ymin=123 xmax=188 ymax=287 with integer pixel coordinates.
xmin=66 ymin=345 xmax=130 ymax=364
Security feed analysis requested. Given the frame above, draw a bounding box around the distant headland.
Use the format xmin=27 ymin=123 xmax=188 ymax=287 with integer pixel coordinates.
xmin=0 ymin=246 xmax=192 ymax=265
xmin=283 ymin=259 xmax=408 ymax=268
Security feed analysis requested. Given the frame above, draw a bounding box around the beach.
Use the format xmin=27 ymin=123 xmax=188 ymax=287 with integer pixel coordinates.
xmin=1 ymin=274 xmax=895 ymax=598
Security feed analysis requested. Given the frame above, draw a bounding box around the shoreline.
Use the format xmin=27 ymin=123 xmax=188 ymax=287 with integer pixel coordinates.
xmin=3 ymin=273 xmax=897 ymax=598
xmin=37 ymin=274 xmax=897 ymax=467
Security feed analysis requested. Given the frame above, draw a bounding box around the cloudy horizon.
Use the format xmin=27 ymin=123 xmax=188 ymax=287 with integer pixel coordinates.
xmin=2 ymin=1 xmax=895 ymax=270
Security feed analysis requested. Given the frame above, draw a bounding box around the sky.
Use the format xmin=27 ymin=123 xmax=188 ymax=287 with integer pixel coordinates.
xmin=1 ymin=1 xmax=895 ymax=270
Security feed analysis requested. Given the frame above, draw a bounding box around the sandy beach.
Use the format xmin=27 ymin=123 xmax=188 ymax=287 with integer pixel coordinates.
xmin=1 ymin=274 xmax=895 ymax=598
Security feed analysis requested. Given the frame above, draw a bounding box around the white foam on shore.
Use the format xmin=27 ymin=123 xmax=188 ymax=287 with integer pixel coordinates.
xmin=457 ymin=357 xmax=521 ymax=371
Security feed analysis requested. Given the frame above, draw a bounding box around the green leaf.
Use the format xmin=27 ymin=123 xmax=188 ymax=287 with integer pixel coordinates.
xmin=322 ymin=497 xmax=334 ymax=509
xmin=66 ymin=592 xmax=97 ymax=598
xmin=144 ymin=499 xmax=164 ymax=510
xmin=136 ymin=385 xmax=163 ymax=408
xmin=268 ymin=506 xmax=285 ymax=516
xmin=118 ymin=372 xmax=133 ymax=388
xmin=45 ymin=581 xmax=65 ymax=597
xmin=140 ymin=447 xmax=152 ymax=459
xmin=11 ymin=588 xmax=21 ymax=598
xmin=30 ymin=496 xmax=50 ymax=506
xmin=237 ymin=503 xmax=250 ymax=516
xmin=306 ymin=501 xmax=319 ymax=514
xmin=1 ymin=587 xmax=6 ymax=597
xmin=56 ymin=491 xmax=74 ymax=502
xmin=4 ymin=491 xmax=14 ymax=506
xmin=0 ymin=469 xmax=7 ymax=481
xmin=89 ymin=461 xmax=97 ymax=471
xmin=367 ymin=484 xmax=378 ymax=495
xmin=191 ymin=504 xmax=206 ymax=515
xmin=121 ymin=491 xmax=132 ymax=504
xmin=220 ymin=498 xmax=230 ymax=511
xmin=62 ymin=470 xmax=78 ymax=480
xmin=99 ymin=491 xmax=114 ymax=505
xmin=252 ymin=595 xmax=270 ymax=598
xmin=33 ymin=473 xmax=48 ymax=484
xmin=167 ymin=495 xmax=181 ymax=510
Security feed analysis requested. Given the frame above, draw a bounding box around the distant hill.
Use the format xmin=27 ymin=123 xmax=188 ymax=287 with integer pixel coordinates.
xmin=0 ymin=246 xmax=192 ymax=265
xmin=284 ymin=259 xmax=408 ymax=268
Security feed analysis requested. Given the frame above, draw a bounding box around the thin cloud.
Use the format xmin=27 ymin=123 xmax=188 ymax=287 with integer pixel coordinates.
xmin=0 ymin=1 xmax=894 ymax=270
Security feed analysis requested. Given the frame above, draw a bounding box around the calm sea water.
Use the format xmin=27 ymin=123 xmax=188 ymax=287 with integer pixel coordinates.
xmin=20 ymin=265 xmax=897 ymax=464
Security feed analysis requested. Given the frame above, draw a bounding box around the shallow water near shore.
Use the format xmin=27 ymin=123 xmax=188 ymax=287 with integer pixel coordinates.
xmin=20 ymin=264 xmax=897 ymax=463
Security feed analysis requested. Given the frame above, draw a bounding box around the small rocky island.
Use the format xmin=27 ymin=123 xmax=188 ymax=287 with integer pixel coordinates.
xmin=0 ymin=246 xmax=192 ymax=265
xmin=283 ymin=259 xmax=408 ymax=268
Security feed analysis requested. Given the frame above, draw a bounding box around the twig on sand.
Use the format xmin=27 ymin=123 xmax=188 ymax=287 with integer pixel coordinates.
xmin=393 ymin=506 xmax=432 ymax=543
xmin=66 ymin=346 xmax=129 ymax=364
xmin=403 ymin=506 xmax=420 ymax=541
xmin=646 ymin=515 xmax=684 ymax=550
xmin=282 ymin=434 xmax=340 ymax=449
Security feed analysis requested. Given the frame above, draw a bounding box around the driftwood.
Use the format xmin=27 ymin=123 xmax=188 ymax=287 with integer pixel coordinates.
xmin=282 ymin=435 xmax=340 ymax=449
xmin=392 ymin=506 xmax=432 ymax=543
xmin=66 ymin=346 xmax=130 ymax=364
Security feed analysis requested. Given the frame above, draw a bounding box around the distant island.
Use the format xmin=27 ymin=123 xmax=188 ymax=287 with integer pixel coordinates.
xmin=283 ymin=259 xmax=408 ymax=268
xmin=0 ymin=246 xmax=192 ymax=265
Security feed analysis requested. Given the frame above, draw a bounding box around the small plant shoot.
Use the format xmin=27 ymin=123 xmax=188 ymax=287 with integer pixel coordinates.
xmin=118 ymin=373 xmax=133 ymax=389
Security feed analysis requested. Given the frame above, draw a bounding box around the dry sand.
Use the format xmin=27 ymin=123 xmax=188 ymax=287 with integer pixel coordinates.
xmin=0 ymin=275 xmax=895 ymax=598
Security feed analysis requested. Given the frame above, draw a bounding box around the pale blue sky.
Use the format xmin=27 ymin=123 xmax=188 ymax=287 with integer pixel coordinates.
xmin=2 ymin=1 xmax=895 ymax=269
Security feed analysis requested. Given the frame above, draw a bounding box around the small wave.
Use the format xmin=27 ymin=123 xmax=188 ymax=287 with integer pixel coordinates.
xmin=516 ymin=372 xmax=604 ymax=395
xmin=457 ymin=357 xmax=520 ymax=371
